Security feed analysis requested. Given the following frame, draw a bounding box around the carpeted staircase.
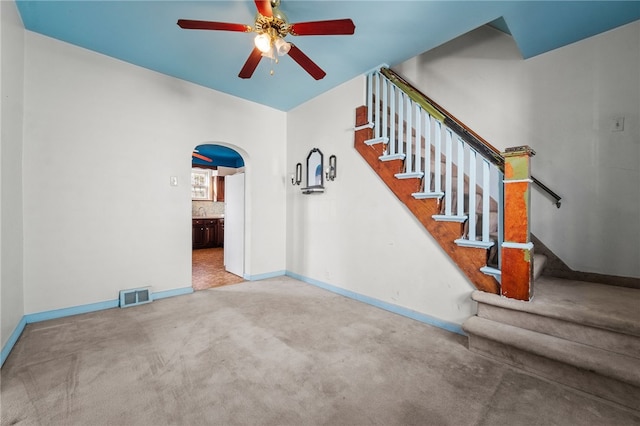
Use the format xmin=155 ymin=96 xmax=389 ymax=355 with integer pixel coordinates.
xmin=463 ymin=277 xmax=640 ymax=410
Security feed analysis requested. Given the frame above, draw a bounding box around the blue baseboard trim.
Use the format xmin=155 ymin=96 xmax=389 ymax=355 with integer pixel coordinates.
xmin=246 ymin=270 xmax=286 ymax=281
xmin=25 ymin=299 xmax=120 ymax=324
xmin=1 ymin=277 xmax=463 ymax=367
xmin=1 ymin=316 xmax=27 ymax=367
xmin=285 ymin=271 xmax=464 ymax=336
xmin=152 ymin=286 xmax=194 ymax=300
xmin=1 ymin=286 xmax=195 ymax=367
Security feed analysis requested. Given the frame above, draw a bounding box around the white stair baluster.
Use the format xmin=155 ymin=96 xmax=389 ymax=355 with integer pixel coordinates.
xmin=368 ymin=71 xmax=374 ymax=129
xmin=424 ymin=114 xmax=432 ymax=192
xmin=404 ymin=97 xmax=412 ymax=172
xmin=389 ymin=85 xmax=395 ymax=156
xmin=482 ymin=159 xmax=491 ymax=243
xmin=415 ymin=105 xmax=422 ymax=176
xmin=434 ymin=120 xmax=442 ymax=194
xmin=468 ymin=149 xmax=477 ymax=241
xmin=381 ymin=76 xmax=388 ymax=143
xmin=398 ymin=92 xmax=404 ymax=158
xmin=444 ymin=129 xmax=453 ymax=215
xmin=456 ymin=137 xmax=465 ymax=218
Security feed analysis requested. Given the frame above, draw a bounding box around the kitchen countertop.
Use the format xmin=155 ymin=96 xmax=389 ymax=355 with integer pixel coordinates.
xmin=192 ymin=215 xmax=224 ymax=219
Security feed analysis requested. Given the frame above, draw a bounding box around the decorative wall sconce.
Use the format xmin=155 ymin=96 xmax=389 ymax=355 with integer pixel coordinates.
xmin=326 ymin=155 xmax=337 ymax=181
xmin=291 ymin=162 xmax=302 ymax=186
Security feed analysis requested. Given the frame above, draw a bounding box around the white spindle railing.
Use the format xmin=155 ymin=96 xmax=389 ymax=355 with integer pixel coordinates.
xmin=364 ymin=69 xmax=503 ymax=274
xmin=433 ymin=120 xmax=443 ymax=197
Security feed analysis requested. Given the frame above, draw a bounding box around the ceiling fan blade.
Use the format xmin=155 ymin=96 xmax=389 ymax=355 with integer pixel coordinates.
xmin=289 ymin=19 xmax=355 ymax=36
xmin=238 ymin=47 xmax=263 ymax=79
xmin=254 ymin=0 xmax=273 ymax=17
xmin=177 ymin=19 xmax=252 ymax=32
xmin=287 ymin=44 xmax=326 ymax=80
xmin=193 ymin=152 xmax=213 ymax=162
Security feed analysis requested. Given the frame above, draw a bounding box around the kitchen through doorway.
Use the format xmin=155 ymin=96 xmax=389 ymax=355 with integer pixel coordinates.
xmin=191 ymin=144 xmax=246 ymax=290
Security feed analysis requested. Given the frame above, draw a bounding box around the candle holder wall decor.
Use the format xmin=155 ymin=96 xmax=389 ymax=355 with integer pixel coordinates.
xmin=325 ymin=155 xmax=337 ymax=181
xmin=291 ymin=162 xmax=302 ymax=185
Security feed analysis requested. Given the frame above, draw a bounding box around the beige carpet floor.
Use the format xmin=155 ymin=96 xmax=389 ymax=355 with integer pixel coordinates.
xmin=2 ymin=276 xmax=639 ymax=425
xmin=192 ymin=247 xmax=244 ymax=291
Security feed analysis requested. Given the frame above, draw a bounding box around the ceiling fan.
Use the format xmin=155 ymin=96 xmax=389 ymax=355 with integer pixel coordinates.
xmin=177 ymin=0 xmax=355 ymax=80
xmin=192 ymin=149 xmax=212 ymax=163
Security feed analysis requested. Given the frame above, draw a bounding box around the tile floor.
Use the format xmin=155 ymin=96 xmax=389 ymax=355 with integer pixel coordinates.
xmin=191 ymin=247 xmax=244 ymax=290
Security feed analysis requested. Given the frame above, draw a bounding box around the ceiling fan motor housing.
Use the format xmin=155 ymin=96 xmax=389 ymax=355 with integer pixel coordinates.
xmin=255 ymin=8 xmax=289 ymax=39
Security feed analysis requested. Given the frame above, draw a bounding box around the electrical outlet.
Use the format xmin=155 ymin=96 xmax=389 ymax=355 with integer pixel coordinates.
xmin=170 ymin=176 xmax=178 ymax=186
xmin=612 ymin=117 xmax=625 ymax=132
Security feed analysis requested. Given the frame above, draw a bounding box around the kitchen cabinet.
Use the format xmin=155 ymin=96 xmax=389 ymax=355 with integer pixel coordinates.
xmin=192 ymin=218 xmax=224 ymax=249
xmin=215 ymin=176 xmax=225 ymax=202
xmin=192 ymin=220 xmax=208 ymax=249
xmin=215 ymin=218 xmax=224 ymax=247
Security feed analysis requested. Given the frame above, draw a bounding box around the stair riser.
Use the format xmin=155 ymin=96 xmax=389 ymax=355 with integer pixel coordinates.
xmin=477 ymin=303 xmax=640 ymax=359
xmin=467 ymin=334 xmax=640 ymax=411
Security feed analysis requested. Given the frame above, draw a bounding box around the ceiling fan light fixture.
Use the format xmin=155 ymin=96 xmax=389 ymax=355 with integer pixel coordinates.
xmin=261 ymin=46 xmax=275 ymax=59
xmin=254 ymin=33 xmax=271 ymax=53
xmin=274 ymin=37 xmax=291 ymax=56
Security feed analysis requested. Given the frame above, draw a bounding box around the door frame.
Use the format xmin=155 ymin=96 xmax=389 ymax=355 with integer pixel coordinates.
xmin=190 ymin=142 xmax=249 ymax=284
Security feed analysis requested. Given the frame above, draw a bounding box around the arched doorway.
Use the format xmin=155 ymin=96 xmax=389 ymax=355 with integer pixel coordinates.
xmin=191 ymin=144 xmax=245 ymax=290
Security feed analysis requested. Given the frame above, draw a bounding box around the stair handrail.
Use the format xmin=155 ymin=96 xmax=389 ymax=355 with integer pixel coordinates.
xmin=380 ymin=67 xmax=505 ymax=170
xmin=380 ymin=67 xmax=562 ymax=208
xmin=531 ymin=176 xmax=562 ymax=208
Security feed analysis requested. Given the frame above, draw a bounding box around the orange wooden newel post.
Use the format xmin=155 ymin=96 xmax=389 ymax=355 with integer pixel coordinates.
xmin=501 ymin=145 xmax=536 ymax=301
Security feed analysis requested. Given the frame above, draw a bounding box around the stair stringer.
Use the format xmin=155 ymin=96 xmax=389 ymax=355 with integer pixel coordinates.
xmin=355 ymin=106 xmax=499 ymax=295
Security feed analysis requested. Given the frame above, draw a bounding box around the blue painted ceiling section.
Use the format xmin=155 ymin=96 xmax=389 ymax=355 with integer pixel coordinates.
xmin=16 ymin=1 xmax=640 ymax=111
xmin=193 ymin=144 xmax=244 ymax=168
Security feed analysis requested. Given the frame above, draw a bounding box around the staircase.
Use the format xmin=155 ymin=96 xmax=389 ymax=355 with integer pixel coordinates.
xmin=354 ymin=66 xmax=640 ymax=411
xmin=464 ymin=278 xmax=640 ymax=410
xmin=357 ymin=68 xmax=510 ymax=294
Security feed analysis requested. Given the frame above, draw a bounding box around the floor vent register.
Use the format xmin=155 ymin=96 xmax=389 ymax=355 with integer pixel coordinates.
xmin=119 ymin=287 xmax=152 ymax=308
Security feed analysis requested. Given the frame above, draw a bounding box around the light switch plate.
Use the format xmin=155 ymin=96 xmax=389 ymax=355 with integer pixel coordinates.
xmin=170 ymin=176 xmax=178 ymax=186
xmin=612 ymin=117 xmax=625 ymax=132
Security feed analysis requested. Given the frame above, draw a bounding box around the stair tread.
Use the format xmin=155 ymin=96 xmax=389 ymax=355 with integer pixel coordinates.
xmin=472 ymin=277 xmax=640 ymax=337
xmin=463 ymin=316 xmax=640 ymax=387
